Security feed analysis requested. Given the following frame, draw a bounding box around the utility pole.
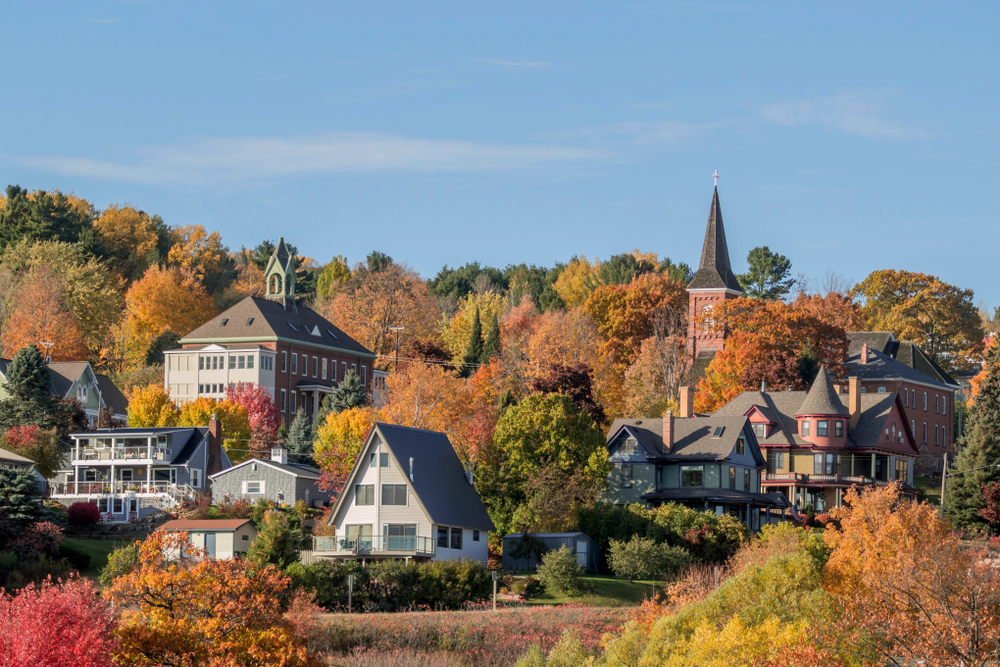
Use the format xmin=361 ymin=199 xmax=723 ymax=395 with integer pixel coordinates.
xmin=389 ymin=326 xmax=405 ymax=371
xmin=39 ymin=341 xmax=54 ymax=363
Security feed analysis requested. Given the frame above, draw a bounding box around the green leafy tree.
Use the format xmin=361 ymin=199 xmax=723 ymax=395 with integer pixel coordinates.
xmin=0 ymin=467 xmax=45 ymax=527
xmin=316 ymin=255 xmax=351 ymax=299
xmin=594 ymin=253 xmax=657 ymax=287
xmin=659 ymin=257 xmax=694 ymax=284
xmin=430 ymin=262 xmax=507 ymax=299
xmin=285 ymin=409 xmax=313 ymax=461
xmin=0 ymin=185 xmax=93 ymax=250
xmin=481 ymin=312 xmax=502 ymax=365
xmin=366 ymin=251 xmax=393 ymax=273
xmin=246 ymin=510 xmax=301 ymax=569
xmin=502 ymin=263 xmax=565 ymax=312
xmin=536 ymin=545 xmax=585 ymax=595
xmin=99 ymin=541 xmax=140 ymax=587
xmin=461 ymin=306 xmax=483 ymax=377
xmin=608 ymin=536 xmax=694 ymax=582
xmin=330 ymin=369 xmax=368 ymax=414
xmin=737 ymin=246 xmax=795 ymax=300
xmin=0 ymin=345 xmax=58 ymax=430
xmin=948 ymin=342 xmax=1000 ymax=527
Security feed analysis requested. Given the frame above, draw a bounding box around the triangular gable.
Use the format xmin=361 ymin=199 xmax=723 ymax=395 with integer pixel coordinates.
xmin=745 ymin=405 xmax=776 ymax=425
xmin=606 ymin=424 xmax=658 ymax=457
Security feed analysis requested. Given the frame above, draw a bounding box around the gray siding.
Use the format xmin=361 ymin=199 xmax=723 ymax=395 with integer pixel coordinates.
xmin=211 ymin=462 xmax=332 ymax=507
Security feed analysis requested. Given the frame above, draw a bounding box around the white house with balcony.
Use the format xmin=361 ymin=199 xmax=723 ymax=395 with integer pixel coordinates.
xmin=49 ymin=418 xmax=231 ymax=522
xmin=316 ymin=423 xmax=494 ymax=564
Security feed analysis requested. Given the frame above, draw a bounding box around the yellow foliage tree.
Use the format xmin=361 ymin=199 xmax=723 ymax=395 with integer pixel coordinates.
xmin=314 ymin=406 xmax=377 ymax=488
xmin=552 ymin=255 xmax=599 ymax=308
xmin=126 ymin=385 xmax=179 ymax=427
xmin=99 ymin=318 xmax=152 ymax=375
xmin=93 ymin=203 xmax=159 ymax=281
xmin=124 ymin=265 xmax=217 ymax=347
xmin=167 ymin=224 xmax=230 ymax=292
xmin=177 ymin=397 xmax=252 ymax=463
xmin=316 ymin=255 xmax=351 ymax=300
xmin=439 ymin=291 xmax=508 ymax=363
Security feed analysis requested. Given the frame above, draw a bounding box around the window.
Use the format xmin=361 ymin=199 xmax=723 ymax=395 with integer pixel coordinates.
xmin=322 ymin=359 xmax=328 ymax=380
xmin=943 ymin=430 xmax=947 ymax=447
xmin=728 ymin=466 xmax=736 ymax=490
xmin=935 ymin=424 xmax=939 ymax=445
xmin=619 ymin=464 xmax=633 ymax=488
xmin=291 ymin=354 xmax=297 ymax=375
xmin=113 ymin=498 xmax=124 ymax=514
xmin=620 ymin=437 xmax=637 ymax=454
xmin=380 ymin=453 xmax=389 ymax=467
xmin=754 ymin=423 xmax=766 ymax=438
xmin=924 ymin=392 xmax=928 ymax=410
xmin=287 ymin=323 xmax=298 ymax=332
xmin=331 ymin=361 xmax=337 ymax=382
xmin=936 ymin=395 xmax=940 ymax=413
xmin=281 ymin=351 xmax=288 ymax=372
xmin=313 ymin=357 xmax=318 ymax=378
xmin=198 ymin=384 xmax=204 ymax=394
xmin=370 ymin=453 xmax=377 ymax=468
xmin=904 ymin=388 xmax=909 ymax=405
xmin=813 ymin=453 xmax=835 ymax=475
xmin=354 ymin=484 xmax=374 ymax=505
xmin=451 ymin=528 xmax=463 ymax=550
xmin=895 ymin=459 xmax=909 ymax=482
xmin=745 ymin=469 xmax=751 ymax=491
xmin=437 ymin=527 xmax=449 ymax=548
xmin=238 ymin=355 xmax=245 ymax=369
xmin=736 ymin=437 xmax=745 ymax=455
xmin=801 ymin=420 xmax=810 ymax=437
xmin=473 ymin=530 xmax=480 ymax=542
xmin=341 ymin=362 xmax=347 ymax=381
xmin=943 ymin=395 xmax=947 ymax=415
xmin=912 ymin=419 xmax=916 ymax=436
xmin=923 ymin=422 xmax=927 ymax=442
xmin=290 ymin=391 xmax=297 ymax=412
xmin=280 ymin=389 xmax=287 ymax=412
xmin=190 ymin=469 xmax=201 ymax=488
xmin=229 ymin=355 xmax=236 ymax=369
xmin=877 ymin=386 xmax=886 ymax=394
xmin=891 ymin=423 xmax=897 ymax=441
xmin=242 ymin=534 xmax=250 ymax=542
xmin=199 ymin=356 xmax=205 ymax=370
xmin=767 ymin=450 xmax=784 ymax=473
xmin=381 ymin=484 xmax=407 ymax=505
xmin=817 ymin=420 xmax=828 ymax=437
xmin=680 ymin=466 xmax=703 ymax=488
xmin=362 ymin=365 xmax=367 ymax=386
xmin=346 ymin=524 xmax=372 ymax=546
xmin=835 ymin=421 xmax=844 ymax=437
xmin=211 ymin=356 xmax=218 ymax=370
xmin=84 ymin=469 xmax=97 ymax=481
xmin=247 ymin=356 xmax=254 ymax=369
xmin=246 ymin=317 xmax=254 ymax=326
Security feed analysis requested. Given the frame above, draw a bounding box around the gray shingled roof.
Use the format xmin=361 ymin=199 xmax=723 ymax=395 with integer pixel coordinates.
xmin=846 ymin=346 xmax=957 ymax=390
xmin=796 ymin=367 xmax=850 ymax=417
xmin=182 ymin=296 xmax=375 ymax=358
xmin=46 ymin=362 xmax=89 ymax=398
xmin=95 ymin=375 xmax=129 ymax=416
xmin=211 ymin=457 xmax=322 ymax=480
xmin=372 ymin=424 xmax=494 ymax=531
xmin=687 ymin=187 xmax=743 ymax=292
xmin=607 ymin=415 xmax=762 ymax=464
xmin=847 ymin=332 xmax=894 ymax=357
xmin=642 ymin=488 xmax=793 ymax=507
xmin=846 ymin=332 xmax=958 ymax=387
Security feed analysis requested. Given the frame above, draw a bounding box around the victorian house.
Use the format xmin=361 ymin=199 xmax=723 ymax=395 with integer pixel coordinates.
xmin=162 ymin=239 xmax=386 ymax=425
xmin=711 ymin=367 xmax=919 ymax=512
xmin=0 ymin=359 xmax=129 ymax=427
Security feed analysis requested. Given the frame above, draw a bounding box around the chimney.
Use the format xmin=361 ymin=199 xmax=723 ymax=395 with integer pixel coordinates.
xmin=271 ymin=445 xmax=288 ymax=465
xmin=409 ymin=457 xmax=414 ymax=482
xmin=465 ymin=462 xmax=474 ymax=486
xmin=207 ymin=414 xmax=223 ymax=475
xmin=679 ymin=386 xmax=693 ymax=419
xmin=848 ymin=377 xmax=861 ymax=430
xmin=761 ymin=379 xmax=767 ymax=393
xmin=664 ymin=411 xmax=674 ymax=451
xmin=861 ymin=343 xmax=869 ymax=364
xmin=834 ymin=384 xmax=843 ymax=395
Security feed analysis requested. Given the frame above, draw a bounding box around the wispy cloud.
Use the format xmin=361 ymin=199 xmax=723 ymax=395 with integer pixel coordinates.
xmin=82 ymin=18 xmax=123 ymax=24
xmin=760 ymin=92 xmax=932 ymax=140
xmin=9 ymin=132 xmax=608 ymax=186
xmin=474 ymin=58 xmax=553 ymax=69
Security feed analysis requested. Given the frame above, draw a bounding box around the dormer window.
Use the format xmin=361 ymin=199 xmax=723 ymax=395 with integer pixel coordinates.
xmin=621 ymin=437 xmax=637 ymax=453
xmin=245 ymin=318 xmax=254 ymax=326
xmin=753 ymin=423 xmax=767 ymax=438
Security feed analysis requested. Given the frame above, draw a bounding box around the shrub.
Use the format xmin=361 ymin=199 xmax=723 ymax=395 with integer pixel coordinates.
xmin=507 ymin=576 xmax=545 ymax=600
xmin=66 ymin=501 xmax=101 ymax=530
xmin=58 ymin=543 xmax=91 ymax=572
xmin=246 ymin=510 xmax=301 ymax=569
xmin=537 ymin=545 xmax=584 ymax=596
xmin=608 ymin=536 xmax=694 ymax=582
xmin=215 ymin=498 xmax=251 ymax=519
xmin=99 ymin=542 xmax=140 ymax=587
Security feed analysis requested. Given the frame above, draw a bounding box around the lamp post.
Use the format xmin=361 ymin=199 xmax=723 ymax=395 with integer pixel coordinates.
xmin=938 ymin=453 xmax=1000 ymax=519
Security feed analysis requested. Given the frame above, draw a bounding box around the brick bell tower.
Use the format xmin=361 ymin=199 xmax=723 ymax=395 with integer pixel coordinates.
xmin=686 ymin=181 xmax=743 ymax=374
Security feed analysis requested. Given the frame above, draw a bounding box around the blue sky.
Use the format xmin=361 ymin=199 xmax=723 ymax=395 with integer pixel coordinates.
xmin=1 ymin=2 xmax=997 ymax=306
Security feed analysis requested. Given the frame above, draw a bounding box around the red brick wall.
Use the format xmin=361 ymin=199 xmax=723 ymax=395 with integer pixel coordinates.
xmin=687 ymin=290 xmax=741 ymax=360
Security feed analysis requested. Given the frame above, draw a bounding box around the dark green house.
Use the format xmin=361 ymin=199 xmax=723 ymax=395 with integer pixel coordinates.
xmin=604 ymin=413 xmax=791 ymax=530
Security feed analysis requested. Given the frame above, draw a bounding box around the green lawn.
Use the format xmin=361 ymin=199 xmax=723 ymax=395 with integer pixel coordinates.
xmin=527 ymin=575 xmax=664 ymax=607
xmin=63 ymin=538 xmax=121 ymax=578
xmin=914 ymin=475 xmax=943 ymax=506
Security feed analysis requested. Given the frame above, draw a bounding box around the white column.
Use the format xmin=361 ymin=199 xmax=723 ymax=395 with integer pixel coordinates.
xmin=871 ymin=453 xmax=876 ymax=479
xmin=313 ymin=391 xmax=320 ymax=422
xmin=74 ymin=465 xmax=79 ymax=494
xmin=147 ymin=464 xmax=152 ymax=493
xmin=147 ymin=436 xmax=153 ymax=460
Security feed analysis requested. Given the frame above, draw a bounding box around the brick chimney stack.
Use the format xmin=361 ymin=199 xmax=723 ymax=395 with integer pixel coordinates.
xmin=848 ymin=377 xmax=861 ymax=430
xmin=207 ymin=414 xmax=223 ymax=476
xmin=861 ymin=343 xmax=869 ymax=364
xmin=679 ymin=386 xmax=694 ymax=419
xmin=664 ymin=411 xmax=674 ymax=451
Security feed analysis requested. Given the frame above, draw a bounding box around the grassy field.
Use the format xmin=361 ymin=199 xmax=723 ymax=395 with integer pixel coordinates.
xmin=914 ymin=475 xmax=943 ymax=506
xmin=528 ymin=575 xmax=663 ymax=607
xmin=63 ymin=538 xmax=120 ymax=578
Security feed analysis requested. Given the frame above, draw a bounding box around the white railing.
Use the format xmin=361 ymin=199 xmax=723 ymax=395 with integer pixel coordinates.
xmin=73 ymin=446 xmax=172 ymax=463
xmin=52 ymin=480 xmax=187 ymax=496
xmin=765 ymin=473 xmax=901 ymax=487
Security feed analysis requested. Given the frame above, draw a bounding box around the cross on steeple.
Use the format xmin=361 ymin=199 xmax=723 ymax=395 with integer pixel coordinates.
xmin=713 ymin=170 xmax=719 ymax=187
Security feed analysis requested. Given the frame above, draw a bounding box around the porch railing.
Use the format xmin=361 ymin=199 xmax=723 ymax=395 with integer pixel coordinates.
xmin=51 ymin=480 xmax=188 ymax=496
xmin=73 ymin=446 xmax=172 ymax=463
xmin=764 ymin=473 xmax=904 ymax=487
xmin=313 ymin=535 xmax=435 ymax=555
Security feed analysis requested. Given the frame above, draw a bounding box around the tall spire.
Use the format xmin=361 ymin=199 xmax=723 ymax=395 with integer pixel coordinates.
xmin=687 ymin=187 xmax=743 ymax=292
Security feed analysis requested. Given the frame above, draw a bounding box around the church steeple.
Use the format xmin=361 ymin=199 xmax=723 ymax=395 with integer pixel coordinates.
xmin=688 ymin=187 xmax=743 ymax=293
xmin=264 ymin=237 xmax=296 ymax=311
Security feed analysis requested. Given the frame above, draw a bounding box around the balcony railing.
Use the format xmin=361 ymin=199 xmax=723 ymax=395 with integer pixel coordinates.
xmin=73 ymin=446 xmax=172 ymax=463
xmin=51 ymin=480 xmax=182 ymax=496
xmin=764 ymin=473 xmax=904 ymax=487
xmin=313 ymin=535 xmax=436 ymax=556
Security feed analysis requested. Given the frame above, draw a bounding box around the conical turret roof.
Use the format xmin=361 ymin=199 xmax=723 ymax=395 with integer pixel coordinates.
xmin=796 ymin=367 xmax=850 ymax=417
xmin=688 ymin=187 xmax=743 ymax=292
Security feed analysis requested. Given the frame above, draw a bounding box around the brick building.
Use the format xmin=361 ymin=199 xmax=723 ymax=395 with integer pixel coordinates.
xmin=163 ymin=238 xmax=385 ymax=425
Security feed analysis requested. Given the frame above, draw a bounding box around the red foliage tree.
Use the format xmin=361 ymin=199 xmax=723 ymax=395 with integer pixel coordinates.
xmin=0 ymin=576 xmax=118 ymax=667
xmin=66 ymin=502 xmax=102 ymax=530
xmin=980 ymin=480 xmax=1000 ymax=525
xmin=224 ymin=382 xmax=280 ymax=456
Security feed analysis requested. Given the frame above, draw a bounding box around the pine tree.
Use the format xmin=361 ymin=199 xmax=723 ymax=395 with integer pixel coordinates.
xmin=947 ymin=342 xmax=1000 ymax=527
xmin=0 ymin=344 xmax=57 ymax=430
xmin=462 ymin=307 xmax=483 ymax=378
xmin=0 ymin=467 xmax=45 ymax=527
xmin=480 ymin=312 xmax=502 ymax=365
xmin=331 ymin=370 xmax=368 ymax=413
xmin=285 ymin=409 xmax=313 ymax=461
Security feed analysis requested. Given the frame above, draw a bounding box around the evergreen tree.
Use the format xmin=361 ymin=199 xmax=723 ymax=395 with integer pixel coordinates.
xmin=737 ymin=246 xmax=795 ymax=300
xmin=0 ymin=345 xmax=57 ymax=430
xmin=461 ymin=307 xmax=483 ymax=378
xmin=285 ymin=409 xmax=313 ymax=461
xmin=330 ymin=370 xmax=368 ymax=413
xmin=245 ymin=511 xmax=301 ymax=569
xmin=947 ymin=342 xmax=1000 ymax=527
xmin=480 ymin=312 xmax=502 ymax=365
xmin=0 ymin=467 xmax=45 ymax=527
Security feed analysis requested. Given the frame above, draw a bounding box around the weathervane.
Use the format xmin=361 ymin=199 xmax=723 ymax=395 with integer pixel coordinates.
xmin=713 ymin=170 xmax=719 ymax=187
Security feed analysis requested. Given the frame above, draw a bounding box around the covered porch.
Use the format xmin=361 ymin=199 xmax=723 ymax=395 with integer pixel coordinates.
xmin=642 ymin=488 xmax=794 ymax=531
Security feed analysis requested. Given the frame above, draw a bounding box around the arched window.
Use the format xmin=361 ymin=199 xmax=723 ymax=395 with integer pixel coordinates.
xmin=286 ymin=273 xmax=293 ymax=295
xmin=877 ymin=386 xmax=887 ymax=393
xmin=269 ymin=273 xmax=282 ymax=294
xmin=701 ymin=304 xmax=714 ymax=330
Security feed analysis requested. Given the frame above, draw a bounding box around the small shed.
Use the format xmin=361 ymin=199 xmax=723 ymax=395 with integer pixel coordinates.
xmin=160 ymin=519 xmax=258 ymax=560
xmin=502 ymin=532 xmax=599 ymax=572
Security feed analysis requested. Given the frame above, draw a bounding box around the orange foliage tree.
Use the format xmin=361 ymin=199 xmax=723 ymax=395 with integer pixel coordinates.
xmin=695 ymin=298 xmax=849 ymax=412
xmin=105 ymin=530 xmax=320 ymax=667
xmin=124 ymin=265 xmax=217 ymax=347
xmin=792 ymin=291 xmax=865 ymax=331
xmin=167 ymin=224 xmax=231 ymax=293
xmin=313 ymin=406 xmax=377 ymax=495
xmin=3 ymin=266 xmax=88 ymax=360
xmin=93 ymin=204 xmax=160 ymax=282
xmin=825 ymin=483 xmax=1000 ymax=667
